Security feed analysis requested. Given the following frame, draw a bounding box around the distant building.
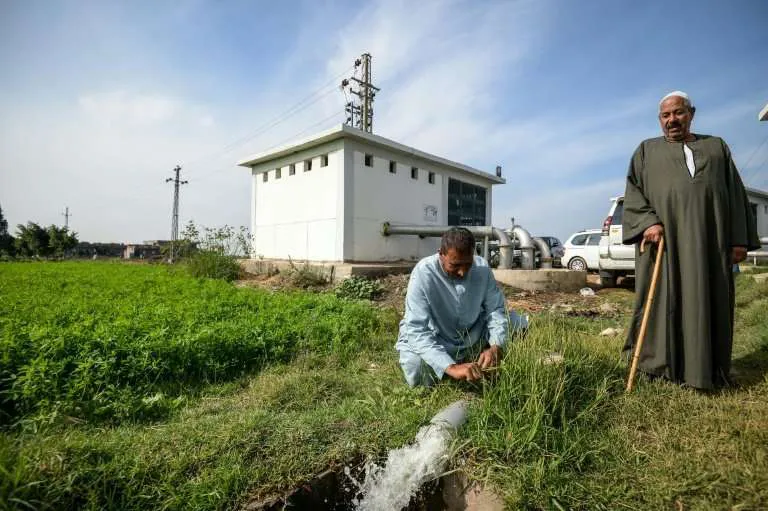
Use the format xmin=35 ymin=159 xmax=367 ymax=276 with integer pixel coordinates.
xmin=746 ymin=187 xmax=768 ymax=240
xmin=73 ymin=242 xmax=124 ymax=258
xmin=238 ymin=124 xmax=505 ymax=262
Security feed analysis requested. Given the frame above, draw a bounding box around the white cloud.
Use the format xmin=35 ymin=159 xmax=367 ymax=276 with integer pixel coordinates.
xmin=77 ymin=91 xmax=215 ymax=128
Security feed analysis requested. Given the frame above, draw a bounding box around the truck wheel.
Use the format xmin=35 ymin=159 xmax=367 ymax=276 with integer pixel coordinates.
xmin=599 ymin=271 xmax=617 ymax=288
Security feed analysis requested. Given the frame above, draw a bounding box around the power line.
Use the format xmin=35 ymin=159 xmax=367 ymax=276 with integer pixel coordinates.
xmin=741 ymin=134 xmax=768 ymax=170
xmin=745 ymin=153 xmax=768 ymax=187
xmin=126 ymin=71 xmax=354 ymax=199
xmin=263 ymin=109 xmax=347 ymax=152
xmin=182 ymin=66 xmax=354 ymax=172
xmin=190 ymin=109 xmax=347 ymax=184
xmin=740 ymin=133 xmax=768 ymax=185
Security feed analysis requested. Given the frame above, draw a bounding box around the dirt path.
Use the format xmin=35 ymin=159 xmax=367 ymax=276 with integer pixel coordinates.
xmin=235 ymin=271 xmax=636 ymax=319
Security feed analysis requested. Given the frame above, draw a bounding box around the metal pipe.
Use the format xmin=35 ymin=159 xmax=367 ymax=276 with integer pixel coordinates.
xmin=532 ymin=237 xmax=553 ymax=269
xmin=429 ymin=400 xmax=469 ymax=433
xmin=381 ymin=223 xmax=516 ymax=269
xmin=510 ymin=226 xmax=536 ymax=270
xmin=493 ymin=227 xmax=514 ymax=269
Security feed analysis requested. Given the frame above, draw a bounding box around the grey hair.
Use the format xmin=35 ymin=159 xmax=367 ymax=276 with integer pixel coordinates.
xmin=440 ymin=227 xmax=475 ymax=255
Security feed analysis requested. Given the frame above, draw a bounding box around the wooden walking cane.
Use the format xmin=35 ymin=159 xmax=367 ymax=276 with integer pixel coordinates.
xmin=626 ymin=236 xmax=665 ymax=392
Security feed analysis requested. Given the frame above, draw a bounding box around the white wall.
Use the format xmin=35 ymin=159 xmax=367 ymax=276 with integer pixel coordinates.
xmin=246 ymin=136 xmax=501 ymax=263
xmin=251 ymin=141 xmax=343 ymax=261
xmin=747 ymin=193 xmax=768 ymax=241
xmin=345 ymin=140 xmax=489 ymax=262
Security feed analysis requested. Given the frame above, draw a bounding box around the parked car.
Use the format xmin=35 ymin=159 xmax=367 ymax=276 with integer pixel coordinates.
xmin=598 ymin=196 xmax=635 ymax=287
xmin=562 ymin=229 xmax=602 ymax=271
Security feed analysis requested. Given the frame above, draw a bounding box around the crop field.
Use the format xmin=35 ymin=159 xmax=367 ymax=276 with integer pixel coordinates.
xmin=1 ymin=262 xmax=767 ymax=510
xmin=0 ymin=262 xmax=383 ymax=425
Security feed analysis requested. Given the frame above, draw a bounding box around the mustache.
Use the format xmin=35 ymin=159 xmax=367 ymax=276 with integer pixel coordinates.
xmin=666 ymin=122 xmax=682 ymax=129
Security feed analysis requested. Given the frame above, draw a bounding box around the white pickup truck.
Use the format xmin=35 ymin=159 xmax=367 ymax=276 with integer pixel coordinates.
xmin=598 ymin=196 xmax=635 ymax=287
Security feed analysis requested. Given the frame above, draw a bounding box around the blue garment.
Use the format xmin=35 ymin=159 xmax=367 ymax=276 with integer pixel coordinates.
xmin=395 ymin=254 xmax=514 ymax=384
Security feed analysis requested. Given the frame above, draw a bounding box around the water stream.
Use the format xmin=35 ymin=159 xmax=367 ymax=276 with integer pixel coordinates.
xmin=349 ymin=400 xmax=469 ymax=511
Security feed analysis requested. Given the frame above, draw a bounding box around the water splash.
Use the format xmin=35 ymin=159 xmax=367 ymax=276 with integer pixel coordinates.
xmin=350 ymin=400 xmax=469 ymax=511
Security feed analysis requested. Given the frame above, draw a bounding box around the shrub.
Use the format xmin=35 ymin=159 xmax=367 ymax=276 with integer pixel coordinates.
xmin=334 ymin=276 xmax=383 ymax=301
xmin=285 ymin=259 xmax=329 ymax=289
xmin=185 ymin=250 xmax=241 ymax=281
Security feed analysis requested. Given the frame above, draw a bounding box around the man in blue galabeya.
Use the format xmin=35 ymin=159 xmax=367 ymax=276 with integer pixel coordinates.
xmin=396 ymin=227 xmax=528 ymax=387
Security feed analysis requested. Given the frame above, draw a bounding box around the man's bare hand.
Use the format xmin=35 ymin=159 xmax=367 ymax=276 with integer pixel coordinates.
xmin=477 ymin=345 xmax=502 ymax=370
xmin=732 ymin=246 xmax=747 ymax=264
xmin=445 ymin=362 xmax=483 ymax=382
xmin=643 ymin=224 xmax=664 ymax=244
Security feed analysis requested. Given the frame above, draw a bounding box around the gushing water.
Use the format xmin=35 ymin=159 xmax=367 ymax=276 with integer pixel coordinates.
xmin=349 ymin=400 xmax=469 ymax=511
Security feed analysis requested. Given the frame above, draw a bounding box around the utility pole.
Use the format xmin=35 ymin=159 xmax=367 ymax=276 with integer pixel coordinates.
xmin=62 ymin=207 xmax=71 ymax=229
xmin=341 ymin=52 xmax=379 ymax=133
xmin=165 ymin=165 xmax=188 ymax=262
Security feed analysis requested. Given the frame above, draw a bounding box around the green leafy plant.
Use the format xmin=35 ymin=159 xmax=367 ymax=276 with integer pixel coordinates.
xmin=334 ymin=276 xmax=383 ymax=301
xmin=0 ymin=262 xmax=382 ymax=425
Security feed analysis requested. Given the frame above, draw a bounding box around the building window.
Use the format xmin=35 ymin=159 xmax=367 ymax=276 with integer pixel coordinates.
xmin=304 ymin=159 xmax=312 ymax=172
xmin=389 ymin=161 xmax=396 ymax=174
xmin=428 ymin=172 xmax=435 ymax=184
xmin=448 ymin=178 xmax=487 ymax=226
xmin=765 ymin=205 xmax=768 ymax=214
xmin=262 ymin=172 xmax=268 ymax=183
xmin=364 ymin=153 xmax=373 ymax=167
xmin=275 ymin=168 xmax=282 ymax=179
xmin=750 ymin=202 xmax=757 ymax=222
xmin=289 ymin=164 xmax=296 ymax=176
xmin=321 ymin=154 xmax=329 ymax=167
xmin=411 ymin=167 xmax=418 ymax=180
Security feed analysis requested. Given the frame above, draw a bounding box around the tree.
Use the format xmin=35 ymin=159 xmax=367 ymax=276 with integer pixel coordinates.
xmin=12 ymin=222 xmax=78 ymax=258
xmin=14 ymin=222 xmax=50 ymax=257
xmin=0 ymin=204 xmax=13 ymax=255
xmin=47 ymin=225 xmax=78 ymax=257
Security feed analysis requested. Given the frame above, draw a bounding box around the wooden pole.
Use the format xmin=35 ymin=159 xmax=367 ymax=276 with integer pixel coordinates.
xmin=626 ymin=237 xmax=665 ymax=392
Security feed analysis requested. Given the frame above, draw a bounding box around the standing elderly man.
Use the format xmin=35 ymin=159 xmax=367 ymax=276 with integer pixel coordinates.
xmin=622 ymin=91 xmax=760 ymax=389
xmin=396 ymin=227 xmax=527 ymax=387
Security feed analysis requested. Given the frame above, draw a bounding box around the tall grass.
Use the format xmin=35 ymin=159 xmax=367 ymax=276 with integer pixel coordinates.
xmin=0 ymin=262 xmax=382 ymax=425
xmin=462 ymin=314 xmax=624 ymax=508
xmin=184 ymin=250 xmax=241 ymax=281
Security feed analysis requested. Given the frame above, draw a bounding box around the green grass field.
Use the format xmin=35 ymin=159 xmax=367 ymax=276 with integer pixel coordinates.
xmin=1 ymin=262 xmax=766 ymax=510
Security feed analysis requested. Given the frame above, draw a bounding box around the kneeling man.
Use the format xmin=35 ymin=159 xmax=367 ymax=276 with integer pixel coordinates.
xmin=396 ymin=227 xmax=526 ymax=386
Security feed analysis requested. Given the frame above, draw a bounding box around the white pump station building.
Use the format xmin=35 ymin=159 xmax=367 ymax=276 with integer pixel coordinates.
xmin=238 ymin=124 xmax=505 ymax=262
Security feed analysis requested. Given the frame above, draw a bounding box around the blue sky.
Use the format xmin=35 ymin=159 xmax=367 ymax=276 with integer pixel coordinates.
xmin=1 ymin=0 xmax=766 ymax=243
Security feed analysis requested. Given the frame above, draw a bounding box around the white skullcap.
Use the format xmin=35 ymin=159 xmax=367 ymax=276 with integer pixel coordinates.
xmin=659 ymin=90 xmax=692 ymax=107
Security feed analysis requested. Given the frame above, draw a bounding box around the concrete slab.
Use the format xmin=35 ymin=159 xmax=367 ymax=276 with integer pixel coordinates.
xmin=493 ymin=268 xmax=586 ymax=292
xmin=239 ymin=258 xmax=415 ymax=283
xmin=240 ymin=258 xmax=587 ymax=290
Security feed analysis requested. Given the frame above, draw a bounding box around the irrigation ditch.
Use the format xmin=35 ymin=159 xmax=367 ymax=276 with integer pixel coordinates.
xmin=241 ymin=466 xmax=503 ymax=511
xmin=243 ymin=401 xmax=504 ymax=511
